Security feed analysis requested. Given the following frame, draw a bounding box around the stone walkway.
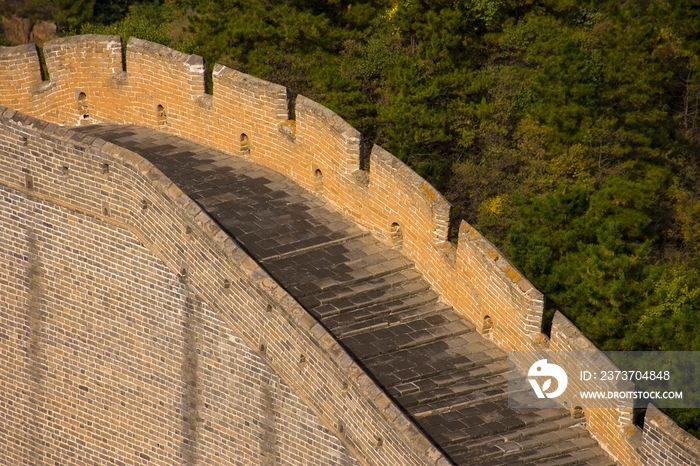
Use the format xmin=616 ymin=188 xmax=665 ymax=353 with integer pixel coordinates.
xmin=74 ymin=124 xmax=615 ymax=466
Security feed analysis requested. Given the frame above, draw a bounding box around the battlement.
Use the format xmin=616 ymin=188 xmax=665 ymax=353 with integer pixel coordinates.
xmin=1 ymin=35 xmax=698 ymax=466
xmin=0 ymin=35 xmax=543 ymax=351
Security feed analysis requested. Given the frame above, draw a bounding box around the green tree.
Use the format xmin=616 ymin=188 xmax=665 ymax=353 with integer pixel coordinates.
xmin=81 ymin=3 xmax=170 ymax=46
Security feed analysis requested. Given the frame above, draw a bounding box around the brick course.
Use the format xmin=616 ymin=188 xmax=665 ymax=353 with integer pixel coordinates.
xmin=641 ymin=404 xmax=700 ymax=465
xmin=0 ymin=107 xmax=447 ymax=465
xmin=1 ymin=34 xmax=699 ymax=466
xmin=0 ymin=186 xmax=359 ymax=465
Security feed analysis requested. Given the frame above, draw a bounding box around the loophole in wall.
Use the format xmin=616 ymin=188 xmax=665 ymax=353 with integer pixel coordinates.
xmin=240 ymin=133 xmax=249 ymax=153
xmin=390 ymin=223 xmax=403 ymax=249
xmin=314 ymin=168 xmax=323 ymax=192
xmin=482 ymin=315 xmax=493 ymax=336
xmin=77 ymin=92 xmax=89 ymax=119
xmin=156 ymin=104 xmax=166 ymax=125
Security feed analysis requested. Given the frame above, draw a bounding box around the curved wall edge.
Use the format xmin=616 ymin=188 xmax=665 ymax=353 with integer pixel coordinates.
xmin=0 ymin=105 xmax=450 ymax=466
xmin=642 ymin=404 xmax=700 ymax=465
xmin=0 ymin=36 xmax=542 ymax=351
xmin=6 ymin=35 xmax=697 ymax=465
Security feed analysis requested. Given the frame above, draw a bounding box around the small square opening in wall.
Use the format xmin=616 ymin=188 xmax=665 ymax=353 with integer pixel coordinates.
xmin=482 ymin=315 xmax=493 ymax=336
xmin=25 ymin=174 xmax=34 ymax=190
xmin=374 ymin=435 xmax=383 ymax=448
xmin=179 ymin=262 xmax=189 ymax=284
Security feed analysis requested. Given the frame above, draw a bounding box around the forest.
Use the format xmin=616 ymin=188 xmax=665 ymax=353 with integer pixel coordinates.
xmin=2 ymin=0 xmax=700 ymax=435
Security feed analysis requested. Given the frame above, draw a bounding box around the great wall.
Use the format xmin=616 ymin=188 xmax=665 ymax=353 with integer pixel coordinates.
xmin=0 ymin=34 xmax=699 ymax=465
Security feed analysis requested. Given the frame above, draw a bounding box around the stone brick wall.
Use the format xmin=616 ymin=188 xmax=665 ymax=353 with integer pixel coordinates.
xmin=0 ymin=35 xmax=543 ymax=355
xmin=2 ymin=34 xmax=700 ymax=466
xmin=0 ymin=43 xmax=44 ymax=112
xmin=550 ymin=312 xmax=641 ymax=466
xmin=0 ymin=107 xmax=449 ymax=465
xmin=641 ymin=404 xmax=700 ymax=465
xmin=0 ymin=187 xmax=357 ymax=466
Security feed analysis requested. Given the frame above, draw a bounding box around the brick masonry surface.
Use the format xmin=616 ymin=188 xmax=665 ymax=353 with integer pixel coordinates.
xmin=69 ymin=123 xmax=617 ymax=466
xmin=641 ymin=405 xmax=700 ymax=466
xmin=0 ymin=161 xmax=359 ymax=466
xmin=1 ymin=34 xmax=700 ymax=466
xmin=0 ymin=109 xmax=450 ymax=466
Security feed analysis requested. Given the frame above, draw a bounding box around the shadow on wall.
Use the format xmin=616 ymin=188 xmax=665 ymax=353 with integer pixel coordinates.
xmin=1 ymin=34 xmax=699 ymax=466
xmin=0 ymin=34 xmax=544 ymax=356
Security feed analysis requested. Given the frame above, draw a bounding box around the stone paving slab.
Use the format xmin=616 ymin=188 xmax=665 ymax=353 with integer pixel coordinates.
xmin=73 ymin=124 xmax=615 ymax=466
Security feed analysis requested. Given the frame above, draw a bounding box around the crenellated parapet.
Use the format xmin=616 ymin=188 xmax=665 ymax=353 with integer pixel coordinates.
xmin=0 ymin=105 xmax=450 ymax=466
xmin=3 ymin=35 xmax=700 ymax=466
xmin=550 ymin=312 xmax=641 ymax=466
xmin=0 ymin=35 xmax=544 ymax=353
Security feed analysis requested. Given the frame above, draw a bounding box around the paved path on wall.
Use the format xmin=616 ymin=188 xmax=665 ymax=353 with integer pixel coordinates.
xmin=74 ymin=124 xmax=614 ymax=466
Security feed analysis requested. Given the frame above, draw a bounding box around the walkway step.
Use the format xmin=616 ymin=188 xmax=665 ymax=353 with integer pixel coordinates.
xmin=398 ymin=372 xmax=510 ymax=409
xmin=343 ymin=320 xmax=475 ymax=361
xmin=321 ymin=291 xmax=441 ymax=328
xmin=300 ymin=268 xmax=423 ymax=308
xmin=293 ymin=260 xmax=418 ymax=301
xmin=388 ymin=358 xmax=510 ymax=398
xmin=259 ymin=230 xmax=370 ymax=262
xmin=447 ymin=415 xmax=580 ymax=455
xmin=456 ymin=425 xmax=591 ymax=464
xmin=334 ymin=301 xmax=453 ymax=338
xmin=486 ymin=436 xmax=599 ymax=466
xmin=310 ymin=280 xmax=434 ymax=319
xmin=265 ymin=239 xmax=412 ymax=297
xmin=362 ymin=339 xmax=503 ymax=389
xmin=412 ymin=386 xmax=534 ymax=420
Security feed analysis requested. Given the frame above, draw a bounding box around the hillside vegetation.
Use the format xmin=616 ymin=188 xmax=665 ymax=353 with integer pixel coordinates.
xmin=4 ymin=0 xmax=700 ymax=435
